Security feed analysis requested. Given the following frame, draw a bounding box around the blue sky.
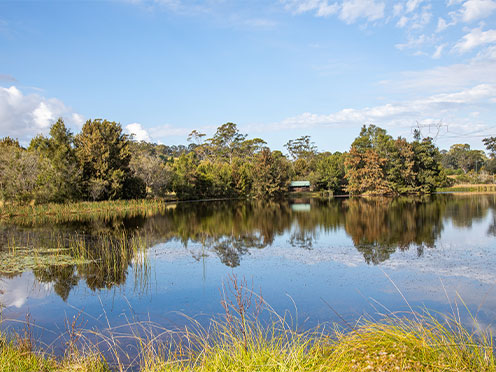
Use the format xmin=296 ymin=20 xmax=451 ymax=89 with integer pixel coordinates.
xmin=1 ymin=0 xmax=495 ymax=152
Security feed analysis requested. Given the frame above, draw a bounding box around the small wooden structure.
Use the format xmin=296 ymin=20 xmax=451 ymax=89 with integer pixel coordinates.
xmin=289 ymin=180 xmax=311 ymax=192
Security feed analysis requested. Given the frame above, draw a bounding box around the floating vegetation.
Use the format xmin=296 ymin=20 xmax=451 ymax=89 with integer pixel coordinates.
xmin=0 ymin=247 xmax=93 ymax=275
xmin=0 ymin=230 xmax=151 ymax=294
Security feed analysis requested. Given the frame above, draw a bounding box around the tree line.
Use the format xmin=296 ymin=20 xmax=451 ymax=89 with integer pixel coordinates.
xmin=1 ymin=118 xmax=494 ymax=204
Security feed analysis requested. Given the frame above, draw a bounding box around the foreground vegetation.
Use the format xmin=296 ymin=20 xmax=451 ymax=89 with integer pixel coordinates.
xmin=1 ymin=309 xmax=494 ymax=372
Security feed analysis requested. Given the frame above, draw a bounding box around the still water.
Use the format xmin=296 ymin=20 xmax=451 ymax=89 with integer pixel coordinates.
xmin=1 ymin=194 xmax=495 ymax=353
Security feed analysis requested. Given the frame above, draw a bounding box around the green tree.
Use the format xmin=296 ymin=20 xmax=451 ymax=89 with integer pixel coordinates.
xmin=386 ymin=138 xmax=417 ymax=194
xmin=206 ymin=122 xmax=247 ymax=163
xmin=74 ymin=119 xmax=136 ymax=200
xmin=284 ymin=135 xmax=317 ymax=161
xmin=441 ymin=144 xmax=486 ymax=173
xmin=0 ymin=139 xmax=53 ymax=203
xmin=412 ymin=138 xmax=448 ymax=193
xmin=483 ymin=137 xmax=496 ymax=174
xmin=171 ymin=152 xmax=201 ymax=199
xmin=252 ymin=149 xmax=290 ymax=198
xmin=310 ymin=152 xmax=346 ymax=193
xmin=28 ymin=119 xmax=81 ymax=201
xmin=483 ymin=137 xmax=496 ymax=157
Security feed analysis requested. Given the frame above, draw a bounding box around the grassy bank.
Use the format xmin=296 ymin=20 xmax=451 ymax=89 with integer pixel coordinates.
xmin=2 ymin=311 xmax=494 ymax=372
xmin=437 ymin=184 xmax=496 ymax=193
xmin=0 ymin=199 xmax=173 ymax=226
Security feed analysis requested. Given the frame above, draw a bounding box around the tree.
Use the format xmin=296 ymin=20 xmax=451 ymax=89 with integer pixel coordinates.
xmin=386 ymin=138 xmax=417 ymax=194
xmin=129 ymin=152 xmax=171 ymax=198
xmin=345 ymin=147 xmax=391 ymax=195
xmin=483 ymin=137 xmax=496 ymax=174
xmin=483 ymin=137 xmax=496 ymax=157
xmin=440 ymin=144 xmax=486 ymax=173
xmin=74 ymin=119 xmax=137 ymax=200
xmin=171 ymin=152 xmax=201 ymax=199
xmin=28 ymin=119 xmax=81 ymax=201
xmin=412 ymin=138 xmax=448 ymax=193
xmin=0 ymin=139 xmax=53 ymax=203
xmin=310 ymin=152 xmax=346 ymax=193
xmin=284 ymin=135 xmax=317 ymax=161
xmin=345 ymin=125 xmax=447 ymax=195
xmin=252 ymin=149 xmax=290 ymax=198
xmin=206 ymin=122 xmax=247 ymax=163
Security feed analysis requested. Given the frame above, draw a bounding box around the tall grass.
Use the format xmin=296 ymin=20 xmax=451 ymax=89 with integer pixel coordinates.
xmin=0 ymin=199 xmax=170 ymax=226
xmin=1 ymin=309 xmax=494 ymax=371
xmin=1 ymin=275 xmax=494 ymax=371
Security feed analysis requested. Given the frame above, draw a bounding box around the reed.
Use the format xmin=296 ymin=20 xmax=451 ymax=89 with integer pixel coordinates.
xmin=2 ymin=308 xmax=494 ymax=371
xmin=0 ymin=199 xmax=169 ymax=226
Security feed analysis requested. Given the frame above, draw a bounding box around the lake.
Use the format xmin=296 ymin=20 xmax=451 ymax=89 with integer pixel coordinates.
xmin=1 ymin=194 xmax=495 ymax=360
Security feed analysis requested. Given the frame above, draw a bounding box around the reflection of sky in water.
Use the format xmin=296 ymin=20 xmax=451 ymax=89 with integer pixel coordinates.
xmin=1 ymin=195 xmax=495 ymax=348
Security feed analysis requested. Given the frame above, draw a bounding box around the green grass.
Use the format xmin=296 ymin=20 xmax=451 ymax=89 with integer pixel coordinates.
xmin=2 ymin=310 xmax=494 ymax=371
xmin=437 ymin=185 xmax=496 ymax=193
xmin=0 ymin=331 xmax=108 ymax=372
xmin=0 ymin=199 xmax=171 ymax=226
xmin=144 ymin=311 xmax=495 ymax=372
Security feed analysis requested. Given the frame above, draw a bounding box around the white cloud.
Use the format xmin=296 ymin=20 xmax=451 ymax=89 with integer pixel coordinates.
xmin=395 ymin=33 xmax=430 ymax=50
xmin=282 ymin=0 xmax=385 ymax=23
xmin=0 ymin=272 xmax=53 ymax=309
xmin=125 ymin=122 xmax=151 ymax=142
xmin=0 ymin=86 xmax=83 ymax=143
xmin=268 ymin=84 xmax=495 ymax=134
xmin=71 ymin=113 xmax=85 ymax=127
xmin=460 ymin=0 xmax=496 ymax=22
xmin=436 ymin=17 xmax=448 ymax=32
xmin=396 ymin=15 xmax=409 ymax=27
xmin=283 ymin=0 xmax=339 ymax=16
xmin=432 ymin=43 xmax=447 ymax=58
xmin=339 ymin=0 xmax=385 ymax=23
xmin=405 ymin=0 xmax=424 ymax=13
xmin=410 ymin=4 xmax=432 ymax=29
xmin=454 ymin=26 xmax=496 ymax=52
xmin=382 ymin=46 xmax=496 ymax=91
xmin=393 ymin=3 xmax=404 ymax=16
xmin=149 ymin=124 xmax=198 ymax=138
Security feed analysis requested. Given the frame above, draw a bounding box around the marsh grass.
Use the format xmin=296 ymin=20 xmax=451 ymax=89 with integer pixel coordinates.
xmin=1 ymin=275 xmax=495 ymax=371
xmin=0 ymin=199 xmax=169 ymax=226
xmin=1 ymin=306 xmax=495 ymax=371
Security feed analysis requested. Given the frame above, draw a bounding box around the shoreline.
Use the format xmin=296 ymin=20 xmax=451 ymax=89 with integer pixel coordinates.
xmin=1 ymin=310 xmax=494 ymax=371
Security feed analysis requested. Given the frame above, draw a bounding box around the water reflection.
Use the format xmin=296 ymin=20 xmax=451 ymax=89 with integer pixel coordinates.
xmin=0 ymin=194 xmax=495 ymax=304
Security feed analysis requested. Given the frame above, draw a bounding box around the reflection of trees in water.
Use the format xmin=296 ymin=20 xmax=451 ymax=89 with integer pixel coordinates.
xmin=1 ymin=194 xmax=495 ymax=301
xmin=444 ymin=194 xmax=494 ymax=228
xmin=487 ymin=197 xmax=496 ymax=237
xmin=342 ymin=196 xmax=447 ymax=264
xmin=34 ymin=265 xmax=78 ymax=301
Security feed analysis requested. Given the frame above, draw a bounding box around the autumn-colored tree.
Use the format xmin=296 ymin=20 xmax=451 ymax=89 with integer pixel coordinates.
xmin=345 ymin=147 xmax=391 ymax=195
